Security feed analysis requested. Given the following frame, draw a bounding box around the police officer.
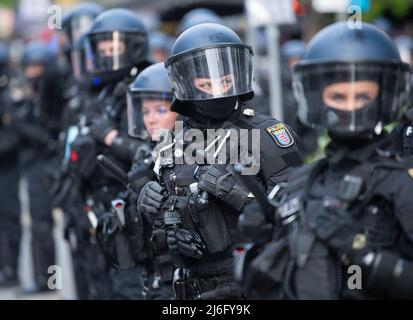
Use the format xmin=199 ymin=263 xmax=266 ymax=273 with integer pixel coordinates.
xmin=0 ymin=43 xmax=21 ymax=287
xmin=45 ymin=4 xmax=104 ymax=300
xmin=176 ymin=8 xmax=224 ymax=36
xmin=148 ymin=31 xmax=174 ymax=63
xmin=12 ymin=42 xmax=65 ymax=292
xmin=137 ymin=23 xmax=302 ymax=299
xmin=96 ymin=62 xmax=178 ymax=299
xmin=70 ymin=8 xmax=152 ymax=299
xmin=59 ymin=2 xmax=103 ymax=129
xmin=241 ymin=22 xmax=413 ymax=299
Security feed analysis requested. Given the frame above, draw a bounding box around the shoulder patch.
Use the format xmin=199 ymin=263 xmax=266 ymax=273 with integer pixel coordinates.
xmin=408 ymin=168 xmax=413 ymax=178
xmin=266 ymin=123 xmax=294 ymax=148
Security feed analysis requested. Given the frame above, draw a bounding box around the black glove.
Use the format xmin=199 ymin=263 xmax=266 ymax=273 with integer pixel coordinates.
xmin=137 ymin=181 xmax=167 ymax=225
xmin=95 ymin=211 xmax=122 ymax=266
xmin=125 ymin=190 xmax=148 ymax=262
xmin=309 ymin=197 xmax=368 ymax=260
xmin=166 ymin=228 xmax=205 ymax=259
xmin=90 ymin=117 xmax=116 ymax=144
xmin=197 ymin=164 xmax=251 ymax=212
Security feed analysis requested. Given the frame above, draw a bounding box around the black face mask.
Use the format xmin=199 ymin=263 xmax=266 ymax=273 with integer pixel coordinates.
xmin=192 ymin=96 xmax=238 ymax=121
xmin=28 ymin=73 xmax=46 ymax=93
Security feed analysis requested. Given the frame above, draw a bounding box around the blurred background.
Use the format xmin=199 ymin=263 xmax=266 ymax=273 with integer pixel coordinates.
xmin=1 ymin=0 xmax=413 ymax=121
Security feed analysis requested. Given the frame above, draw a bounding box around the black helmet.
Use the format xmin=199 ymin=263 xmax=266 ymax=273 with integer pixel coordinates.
xmin=177 ymin=8 xmax=224 ymax=35
xmin=165 ymin=23 xmax=254 ymax=105
xmin=293 ymin=22 xmax=411 ymax=137
xmin=62 ymin=2 xmax=103 ymax=47
xmin=21 ymin=41 xmax=58 ymax=94
xmin=394 ymin=35 xmax=413 ymax=65
xmin=127 ymin=62 xmax=173 ymax=138
xmin=85 ymin=8 xmax=148 ymax=82
xmin=148 ymin=31 xmax=174 ymax=61
xmin=71 ymin=33 xmax=89 ymax=81
xmin=21 ymin=41 xmax=56 ymax=69
xmin=281 ymin=40 xmax=306 ymax=60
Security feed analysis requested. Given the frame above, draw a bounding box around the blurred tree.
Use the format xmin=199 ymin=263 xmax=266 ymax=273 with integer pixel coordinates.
xmin=364 ymin=0 xmax=413 ymax=20
xmin=0 ymin=0 xmax=13 ymax=8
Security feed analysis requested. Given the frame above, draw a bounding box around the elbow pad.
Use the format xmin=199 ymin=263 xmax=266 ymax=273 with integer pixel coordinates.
xmin=363 ymin=250 xmax=413 ymax=299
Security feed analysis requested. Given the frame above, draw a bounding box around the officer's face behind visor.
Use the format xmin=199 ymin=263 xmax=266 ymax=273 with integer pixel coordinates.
xmin=293 ymin=62 xmax=411 ymax=133
xmin=127 ymin=91 xmax=176 ymax=141
xmin=86 ymin=31 xmax=146 ymax=73
xmin=166 ymin=45 xmax=253 ymax=100
xmin=24 ymin=64 xmax=45 ymax=80
xmin=193 ymin=74 xmax=234 ymax=96
xmin=322 ymin=81 xmax=379 ymax=111
xmin=142 ymin=99 xmax=176 ymax=141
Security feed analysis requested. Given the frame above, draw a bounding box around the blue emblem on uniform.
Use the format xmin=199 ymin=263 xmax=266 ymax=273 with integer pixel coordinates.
xmin=266 ymin=123 xmax=294 ymax=148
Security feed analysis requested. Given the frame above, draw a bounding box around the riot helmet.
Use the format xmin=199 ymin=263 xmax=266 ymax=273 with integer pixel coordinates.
xmin=165 ymin=23 xmax=254 ymax=119
xmin=85 ymin=8 xmax=148 ymax=83
xmin=177 ymin=8 xmax=224 ymax=35
xmin=293 ymin=22 xmax=411 ymax=138
xmin=127 ymin=62 xmax=175 ymax=140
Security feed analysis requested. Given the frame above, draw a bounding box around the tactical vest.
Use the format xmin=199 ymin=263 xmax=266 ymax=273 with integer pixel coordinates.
xmin=269 ymin=154 xmax=410 ymax=299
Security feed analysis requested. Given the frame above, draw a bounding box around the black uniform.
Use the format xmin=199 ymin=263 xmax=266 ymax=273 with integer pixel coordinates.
xmin=0 ymin=80 xmax=21 ymax=286
xmin=14 ymin=42 xmax=66 ymax=290
xmin=245 ymin=135 xmax=413 ymax=299
xmin=96 ymin=62 xmax=177 ymax=300
xmin=240 ymin=22 xmax=413 ymax=300
xmin=72 ymin=8 xmax=151 ymax=299
xmin=152 ymin=104 xmax=302 ymax=298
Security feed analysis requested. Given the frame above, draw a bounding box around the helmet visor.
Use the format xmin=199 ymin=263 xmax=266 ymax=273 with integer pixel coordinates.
xmin=293 ymin=62 xmax=411 ymax=133
xmin=86 ymin=31 xmax=146 ymax=74
xmin=70 ymin=15 xmax=95 ymax=45
xmin=127 ymin=90 xmax=174 ymax=138
xmin=167 ymin=45 xmax=254 ymax=100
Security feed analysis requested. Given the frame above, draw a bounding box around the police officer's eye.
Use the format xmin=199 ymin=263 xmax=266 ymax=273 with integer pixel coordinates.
xmin=356 ymin=93 xmax=373 ymax=102
xmin=222 ymin=78 xmax=232 ymax=86
xmin=200 ymin=83 xmax=212 ymax=89
xmin=159 ymin=106 xmax=168 ymax=114
xmin=331 ymin=93 xmax=346 ymax=102
xmin=142 ymin=109 xmax=150 ymax=116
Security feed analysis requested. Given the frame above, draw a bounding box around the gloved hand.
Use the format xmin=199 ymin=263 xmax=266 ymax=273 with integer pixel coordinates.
xmin=90 ymin=116 xmax=116 ymax=144
xmin=95 ymin=211 xmax=122 ymax=266
xmin=197 ymin=164 xmax=250 ymax=212
xmin=166 ymin=228 xmax=205 ymax=259
xmin=309 ymin=197 xmax=368 ymax=260
xmin=137 ymin=181 xmax=167 ymax=225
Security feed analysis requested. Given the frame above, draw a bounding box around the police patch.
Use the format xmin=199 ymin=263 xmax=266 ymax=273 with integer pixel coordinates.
xmin=408 ymin=168 xmax=413 ymax=178
xmin=266 ymin=123 xmax=294 ymax=148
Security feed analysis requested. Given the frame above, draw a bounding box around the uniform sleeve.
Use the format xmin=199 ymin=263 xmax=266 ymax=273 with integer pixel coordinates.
xmin=258 ymin=120 xmax=304 ymax=190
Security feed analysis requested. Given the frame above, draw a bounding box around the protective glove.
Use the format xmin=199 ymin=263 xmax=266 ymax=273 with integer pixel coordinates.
xmin=95 ymin=211 xmax=122 ymax=266
xmin=166 ymin=228 xmax=205 ymax=259
xmin=137 ymin=181 xmax=167 ymax=225
xmin=309 ymin=197 xmax=368 ymax=261
xmin=197 ymin=164 xmax=251 ymax=212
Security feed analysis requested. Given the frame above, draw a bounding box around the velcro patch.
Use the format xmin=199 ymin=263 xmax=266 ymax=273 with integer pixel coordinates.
xmin=266 ymin=123 xmax=294 ymax=148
